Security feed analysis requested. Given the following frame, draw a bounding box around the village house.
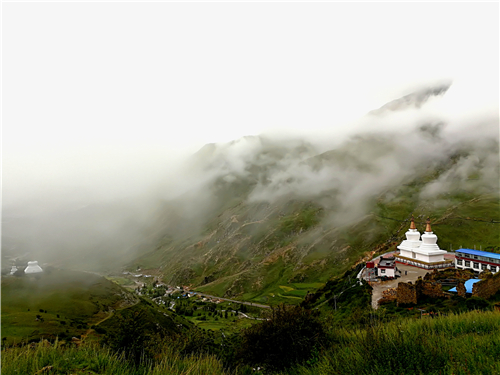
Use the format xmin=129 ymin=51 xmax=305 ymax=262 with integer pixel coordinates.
xmin=377 ymin=256 xmax=397 ymax=278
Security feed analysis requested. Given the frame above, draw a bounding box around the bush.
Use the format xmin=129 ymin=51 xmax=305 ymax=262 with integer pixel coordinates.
xmin=103 ymin=311 xmax=158 ymax=366
xmin=238 ymin=304 xmax=325 ymax=371
xmin=466 ymin=297 xmax=489 ymax=311
xmin=94 ymin=326 xmax=107 ymax=334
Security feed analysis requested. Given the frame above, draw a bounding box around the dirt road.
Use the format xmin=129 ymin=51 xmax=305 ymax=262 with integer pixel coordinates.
xmin=194 ymin=292 xmax=271 ymax=309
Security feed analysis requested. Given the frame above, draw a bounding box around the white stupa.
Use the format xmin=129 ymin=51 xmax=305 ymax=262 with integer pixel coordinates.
xmin=24 ymin=261 xmax=43 ymax=274
xmin=396 ymin=217 xmax=449 ymax=269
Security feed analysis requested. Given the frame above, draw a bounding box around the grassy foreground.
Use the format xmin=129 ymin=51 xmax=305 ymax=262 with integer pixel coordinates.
xmin=1 ymin=341 xmax=230 ymax=375
xmin=2 ymin=310 xmax=499 ymax=374
xmin=289 ymin=310 xmax=500 ymax=375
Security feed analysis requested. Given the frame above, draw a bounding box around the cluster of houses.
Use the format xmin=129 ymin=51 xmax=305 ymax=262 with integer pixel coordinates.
xmin=129 ymin=275 xmax=225 ymax=309
xmin=366 ymin=217 xmax=499 ymax=281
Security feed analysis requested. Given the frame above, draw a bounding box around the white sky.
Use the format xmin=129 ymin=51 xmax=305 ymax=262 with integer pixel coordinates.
xmin=2 ymin=2 xmax=499 ymax=207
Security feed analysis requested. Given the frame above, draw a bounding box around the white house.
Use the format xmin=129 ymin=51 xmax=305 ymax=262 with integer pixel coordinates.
xmin=396 ymin=217 xmax=451 ymax=269
xmin=377 ymin=256 xmax=396 ymax=278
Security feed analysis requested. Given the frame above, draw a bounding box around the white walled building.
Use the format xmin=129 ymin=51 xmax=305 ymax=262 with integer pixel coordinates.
xmin=396 ymin=217 xmax=452 ymax=269
xmin=455 ymin=249 xmax=500 ymax=274
xmin=377 ymin=256 xmax=397 ymax=278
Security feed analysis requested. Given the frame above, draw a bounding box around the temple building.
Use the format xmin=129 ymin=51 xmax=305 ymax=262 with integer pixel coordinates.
xmin=395 ymin=217 xmax=452 ymax=269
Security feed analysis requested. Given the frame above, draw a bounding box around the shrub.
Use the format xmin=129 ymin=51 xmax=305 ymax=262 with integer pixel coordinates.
xmin=466 ymin=296 xmax=489 ymax=311
xmin=238 ymin=304 xmax=325 ymax=371
xmin=103 ymin=311 xmax=156 ymax=366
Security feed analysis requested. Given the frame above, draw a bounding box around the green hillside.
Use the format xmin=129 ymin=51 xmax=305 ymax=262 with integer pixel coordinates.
xmin=128 ymin=134 xmax=499 ymax=303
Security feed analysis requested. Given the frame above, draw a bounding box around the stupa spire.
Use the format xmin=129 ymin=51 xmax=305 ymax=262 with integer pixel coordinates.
xmin=425 ymin=217 xmax=432 ymax=233
xmin=410 ymin=215 xmax=416 ymax=230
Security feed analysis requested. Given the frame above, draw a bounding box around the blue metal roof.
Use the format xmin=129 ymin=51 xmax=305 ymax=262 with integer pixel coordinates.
xmin=449 ymin=279 xmax=481 ymax=294
xmin=456 ymin=248 xmax=500 ymax=260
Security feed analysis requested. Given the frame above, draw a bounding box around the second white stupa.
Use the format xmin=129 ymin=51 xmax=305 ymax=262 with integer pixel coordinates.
xmin=24 ymin=261 xmax=43 ymax=274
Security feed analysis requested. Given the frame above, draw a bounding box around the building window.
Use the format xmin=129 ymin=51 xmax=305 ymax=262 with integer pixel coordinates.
xmin=465 ymin=254 xmax=471 ymax=258
xmin=381 ymin=269 xmax=386 ymax=274
xmin=457 ymin=259 xmax=463 ymax=265
xmin=412 ymin=253 xmax=416 ymax=259
xmin=465 ymin=261 xmax=471 ymax=267
xmin=481 ymin=264 xmax=487 ymax=271
xmin=473 ymin=262 xmax=479 ymax=269
xmin=491 ymin=266 xmax=497 ymax=273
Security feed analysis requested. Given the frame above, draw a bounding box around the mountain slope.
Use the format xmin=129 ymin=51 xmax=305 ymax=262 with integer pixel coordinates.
xmin=130 ymin=125 xmax=499 ymax=303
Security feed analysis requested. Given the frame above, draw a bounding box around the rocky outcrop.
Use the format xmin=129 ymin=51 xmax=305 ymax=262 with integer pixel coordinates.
xmin=456 ymin=281 xmax=466 ymax=297
xmin=417 ymin=279 xmax=444 ymax=299
xmin=379 ymin=287 xmax=397 ymax=305
xmin=397 ymin=282 xmax=418 ymax=306
xmin=397 ymin=277 xmax=445 ymax=306
xmin=472 ymin=272 xmax=500 ymax=299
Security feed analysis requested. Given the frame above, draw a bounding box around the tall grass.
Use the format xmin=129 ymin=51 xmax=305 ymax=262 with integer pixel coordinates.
xmin=1 ymin=340 xmax=229 ymax=375
xmin=3 ymin=311 xmax=499 ymax=374
xmin=286 ymin=310 xmax=500 ymax=375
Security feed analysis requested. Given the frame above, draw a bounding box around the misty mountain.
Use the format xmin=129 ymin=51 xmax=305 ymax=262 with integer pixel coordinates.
xmin=369 ymin=82 xmax=452 ymax=115
xmin=3 ymin=85 xmax=498 ymax=301
xmin=127 ymin=96 xmax=498 ymax=301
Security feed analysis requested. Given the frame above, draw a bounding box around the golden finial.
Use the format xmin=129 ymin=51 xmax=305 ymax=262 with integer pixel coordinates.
xmin=425 ymin=217 xmax=432 ymax=232
xmin=410 ymin=215 xmax=416 ymax=230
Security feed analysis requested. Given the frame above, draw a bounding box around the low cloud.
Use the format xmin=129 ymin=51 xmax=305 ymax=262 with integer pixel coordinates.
xmin=3 ymin=81 xmax=498 ymax=271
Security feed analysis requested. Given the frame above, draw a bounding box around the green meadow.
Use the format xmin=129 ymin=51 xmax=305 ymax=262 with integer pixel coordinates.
xmin=1 ymin=270 xmax=132 ymax=345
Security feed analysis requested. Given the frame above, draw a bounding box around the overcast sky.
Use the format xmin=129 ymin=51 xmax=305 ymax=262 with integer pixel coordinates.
xmin=2 ymin=2 xmax=499 ymax=209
